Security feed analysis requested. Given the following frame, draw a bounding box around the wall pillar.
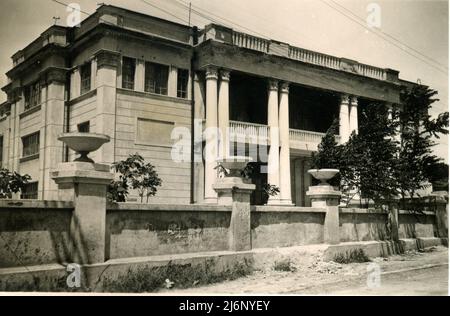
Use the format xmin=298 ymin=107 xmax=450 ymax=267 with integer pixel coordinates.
xmin=218 ymin=69 xmax=230 ymax=159
xmin=267 ymin=79 xmax=280 ymax=205
xmin=278 ymin=82 xmax=293 ymax=205
xmin=339 ymin=94 xmax=350 ymax=144
xmin=349 ymin=96 xmax=358 ymax=135
xmin=168 ymin=65 xmax=178 ymax=97
xmin=135 ymin=59 xmax=145 ymax=92
xmin=40 ymin=68 xmax=67 ymax=200
xmin=52 ymin=162 xmax=114 ymax=264
xmin=204 ymin=66 xmax=219 ymax=203
xmin=307 ymin=184 xmax=342 ymax=244
xmin=214 ymin=176 xmax=255 ymax=251
xmin=432 ymin=192 xmax=448 ymax=238
xmin=94 ymin=50 xmax=120 ymax=165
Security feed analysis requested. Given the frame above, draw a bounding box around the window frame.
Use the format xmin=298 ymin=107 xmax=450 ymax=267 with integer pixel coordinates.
xmin=144 ymin=61 xmax=169 ymax=96
xmin=24 ymin=81 xmax=41 ymax=111
xmin=21 ymin=182 xmax=38 ymax=200
xmin=122 ymin=57 xmax=136 ymax=90
xmin=77 ymin=121 xmax=90 ymax=133
xmin=80 ymin=62 xmax=92 ymax=95
xmin=22 ymin=132 xmax=40 ymax=158
xmin=177 ymin=68 xmax=189 ymax=99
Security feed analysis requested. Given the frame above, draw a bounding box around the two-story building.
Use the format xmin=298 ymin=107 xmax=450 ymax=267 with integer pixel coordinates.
xmin=0 ymin=5 xmax=416 ymax=205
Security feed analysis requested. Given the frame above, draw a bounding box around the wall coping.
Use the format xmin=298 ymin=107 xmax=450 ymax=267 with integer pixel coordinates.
xmin=107 ymin=202 xmax=232 ymax=212
xmin=0 ymin=200 xmax=74 ymax=209
xmin=252 ymin=206 xmax=326 ymax=213
xmin=340 ymin=207 xmax=436 ymax=216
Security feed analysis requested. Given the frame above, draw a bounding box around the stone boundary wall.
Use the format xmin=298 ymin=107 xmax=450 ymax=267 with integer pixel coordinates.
xmin=0 ymin=200 xmax=446 ymax=269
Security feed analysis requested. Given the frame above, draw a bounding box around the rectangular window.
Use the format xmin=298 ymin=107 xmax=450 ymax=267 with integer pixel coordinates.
xmin=22 ymin=132 xmax=40 ymax=158
xmin=24 ymin=82 xmax=41 ymax=110
xmin=177 ymin=69 xmax=189 ymax=99
xmin=21 ymin=182 xmax=38 ymax=200
xmin=0 ymin=135 xmax=3 ymax=168
xmin=122 ymin=57 xmax=136 ymax=90
xmin=77 ymin=121 xmax=90 ymax=133
xmin=144 ymin=62 xmax=169 ymax=95
xmin=80 ymin=62 xmax=91 ymax=95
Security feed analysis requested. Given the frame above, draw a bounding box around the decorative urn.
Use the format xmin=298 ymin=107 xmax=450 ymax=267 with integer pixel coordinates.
xmin=58 ymin=132 xmax=110 ymax=163
xmin=216 ymin=156 xmax=253 ymax=177
xmin=308 ymin=169 xmax=339 ymax=185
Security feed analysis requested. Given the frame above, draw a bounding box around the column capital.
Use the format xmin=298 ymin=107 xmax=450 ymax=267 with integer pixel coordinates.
xmin=350 ymin=96 xmax=358 ymax=106
xmin=340 ymin=94 xmax=350 ymax=104
xmin=280 ymin=81 xmax=290 ymax=93
xmin=268 ymin=78 xmax=279 ymax=91
xmin=205 ymin=66 xmax=219 ymax=80
xmin=220 ymin=69 xmax=231 ymax=82
xmin=94 ymin=49 xmax=121 ymax=69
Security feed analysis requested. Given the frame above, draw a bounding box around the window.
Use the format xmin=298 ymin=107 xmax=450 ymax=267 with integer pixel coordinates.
xmin=80 ymin=62 xmax=91 ymax=95
xmin=22 ymin=132 xmax=40 ymax=158
xmin=21 ymin=182 xmax=38 ymax=200
xmin=77 ymin=121 xmax=90 ymax=133
xmin=145 ymin=62 xmax=169 ymax=95
xmin=177 ymin=69 xmax=189 ymax=99
xmin=24 ymin=82 xmax=41 ymax=110
xmin=0 ymin=135 xmax=3 ymax=168
xmin=122 ymin=57 xmax=136 ymax=90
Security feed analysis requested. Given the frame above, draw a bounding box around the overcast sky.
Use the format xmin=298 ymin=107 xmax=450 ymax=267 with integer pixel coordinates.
xmin=0 ymin=0 xmax=448 ymax=160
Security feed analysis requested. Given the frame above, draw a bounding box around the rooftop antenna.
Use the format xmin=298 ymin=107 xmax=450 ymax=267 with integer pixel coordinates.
xmin=188 ymin=2 xmax=192 ymax=26
xmin=52 ymin=16 xmax=60 ymax=25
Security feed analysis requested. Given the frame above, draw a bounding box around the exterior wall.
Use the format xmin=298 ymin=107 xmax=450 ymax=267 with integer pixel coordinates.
xmin=115 ymin=90 xmax=192 ymax=203
xmin=398 ymin=211 xmax=437 ymax=238
xmin=0 ymin=201 xmax=73 ymax=268
xmin=251 ymin=207 xmax=325 ymax=248
xmin=107 ymin=205 xmax=231 ymax=259
xmin=339 ymin=209 xmax=390 ymax=242
xmin=0 ymin=201 xmax=443 ymax=269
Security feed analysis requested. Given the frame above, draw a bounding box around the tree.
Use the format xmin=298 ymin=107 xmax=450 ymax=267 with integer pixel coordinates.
xmin=343 ymin=103 xmax=399 ymax=206
xmin=0 ymin=168 xmax=31 ymax=199
xmin=108 ymin=154 xmax=162 ymax=203
xmin=312 ymin=104 xmax=400 ymax=207
xmin=397 ymin=85 xmax=449 ymax=201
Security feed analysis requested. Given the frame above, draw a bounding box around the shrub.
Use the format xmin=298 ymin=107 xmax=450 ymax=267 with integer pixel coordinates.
xmin=333 ymin=249 xmax=371 ymax=264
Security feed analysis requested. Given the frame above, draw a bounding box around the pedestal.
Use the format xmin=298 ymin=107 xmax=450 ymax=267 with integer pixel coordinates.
xmin=307 ymin=184 xmax=342 ymax=245
xmin=51 ymin=162 xmax=114 ymax=264
xmin=214 ymin=177 xmax=255 ymax=251
xmin=431 ymin=192 xmax=448 ymax=238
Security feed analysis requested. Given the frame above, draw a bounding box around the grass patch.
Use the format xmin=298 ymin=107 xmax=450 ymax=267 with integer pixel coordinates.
xmin=101 ymin=258 xmax=253 ymax=293
xmin=273 ymin=259 xmax=297 ymax=272
xmin=333 ymin=249 xmax=371 ymax=264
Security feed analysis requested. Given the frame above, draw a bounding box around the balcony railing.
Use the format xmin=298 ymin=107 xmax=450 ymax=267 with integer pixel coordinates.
xmin=230 ymin=29 xmax=389 ymax=82
xmin=228 ymin=120 xmax=338 ymax=150
xmin=229 ymin=120 xmax=270 ymax=145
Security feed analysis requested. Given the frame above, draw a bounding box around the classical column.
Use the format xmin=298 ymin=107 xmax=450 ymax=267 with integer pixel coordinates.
xmin=388 ymin=103 xmax=401 ymax=145
xmin=267 ymin=79 xmax=280 ymax=205
xmin=339 ymin=94 xmax=350 ymax=144
xmin=349 ymin=96 xmax=358 ymax=136
xmin=204 ymin=66 xmax=219 ymax=203
xmin=278 ymin=81 xmax=293 ymax=205
xmin=218 ymin=69 xmax=230 ymax=159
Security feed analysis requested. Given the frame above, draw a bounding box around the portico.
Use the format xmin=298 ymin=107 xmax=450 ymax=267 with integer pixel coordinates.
xmin=199 ymin=67 xmax=361 ymax=206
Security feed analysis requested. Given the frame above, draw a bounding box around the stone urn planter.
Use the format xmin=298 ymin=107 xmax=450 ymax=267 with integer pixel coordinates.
xmin=216 ymin=156 xmax=253 ymax=177
xmin=308 ymin=169 xmax=339 ymax=185
xmin=58 ymin=132 xmax=110 ymax=163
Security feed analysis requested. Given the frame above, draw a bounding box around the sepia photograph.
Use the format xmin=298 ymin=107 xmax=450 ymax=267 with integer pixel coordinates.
xmin=0 ymin=0 xmax=448 ymax=301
